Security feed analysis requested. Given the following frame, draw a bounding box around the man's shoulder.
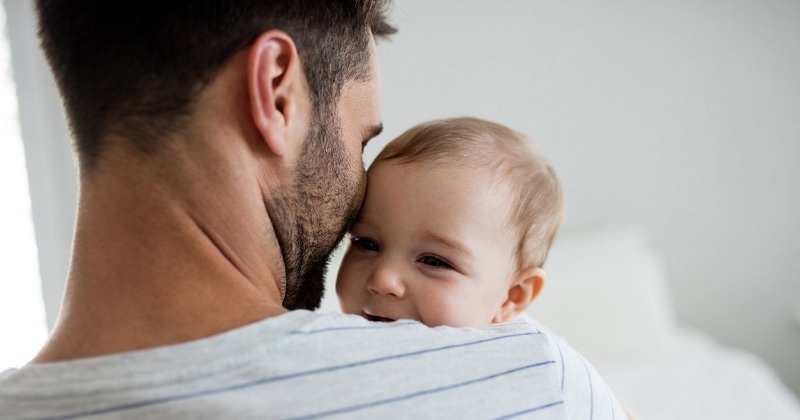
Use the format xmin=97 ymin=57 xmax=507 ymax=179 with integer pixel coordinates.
xmin=280 ymin=312 xmax=570 ymax=417
xmin=0 ymin=312 xmax=624 ymax=419
xmin=292 ymin=311 xmax=558 ymax=362
xmin=263 ymin=312 xmax=625 ymax=419
xmin=299 ymin=311 xmax=548 ymax=343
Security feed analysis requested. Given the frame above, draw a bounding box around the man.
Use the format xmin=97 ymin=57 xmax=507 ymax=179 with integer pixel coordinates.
xmin=0 ymin=1 xmax=625 ymax=418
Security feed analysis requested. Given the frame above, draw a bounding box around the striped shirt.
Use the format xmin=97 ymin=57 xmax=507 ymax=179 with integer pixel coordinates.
xmin=0 ymin=311 xmax=624 ymax=419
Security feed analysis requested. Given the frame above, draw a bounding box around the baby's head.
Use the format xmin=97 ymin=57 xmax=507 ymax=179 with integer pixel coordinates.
xmin=336 ymin=117 xmax=563 ymax=327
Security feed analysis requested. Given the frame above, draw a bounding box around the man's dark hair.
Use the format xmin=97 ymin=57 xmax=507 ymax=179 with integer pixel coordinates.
xmin=35 ymin=0 xmax=395 ymax=170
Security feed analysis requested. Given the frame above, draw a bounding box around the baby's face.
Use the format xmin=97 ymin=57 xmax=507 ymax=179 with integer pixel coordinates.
xmin=336 ymin=162 xmax=519 ymax=328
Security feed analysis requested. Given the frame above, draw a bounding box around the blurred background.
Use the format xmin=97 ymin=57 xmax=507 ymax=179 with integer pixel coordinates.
xmin=2 ymin=0 xmax=798 ymax=400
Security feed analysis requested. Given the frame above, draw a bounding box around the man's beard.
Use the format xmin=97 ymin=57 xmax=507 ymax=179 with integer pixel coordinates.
xmin=267 ymin=108 xmax=365 ymax=311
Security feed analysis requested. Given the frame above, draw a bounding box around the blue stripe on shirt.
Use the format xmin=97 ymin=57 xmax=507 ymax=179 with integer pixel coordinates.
xmin=289 ymin=361 xmax=557 ymax=420
xmin=492 ymin=400 xmax=565 ymax=420
xmin=289 ymin=321 xmax=419 ymax=335
xmin=581 ymin=356 xmax=594 ymax=420
xmin=555 ymin=340 xmax=565 ymax=391
xmin=44 ymin=332 xmax=539 ymax=420
xmin=291 ymin=321 xmax=541 ymax=336
xmin=607 ymin=384 xmax=616 ymax=419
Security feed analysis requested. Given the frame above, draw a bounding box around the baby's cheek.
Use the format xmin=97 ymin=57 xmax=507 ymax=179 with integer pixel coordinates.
xmin=419 ymin=293 xmax=479 ymax=328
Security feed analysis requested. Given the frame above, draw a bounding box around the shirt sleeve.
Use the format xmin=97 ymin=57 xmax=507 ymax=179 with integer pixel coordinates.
xmin=519 ymin=314 xmax=627 ymax=420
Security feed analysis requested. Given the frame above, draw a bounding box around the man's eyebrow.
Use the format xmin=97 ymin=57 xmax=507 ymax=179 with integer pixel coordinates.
xmin=363 ymin=123 xmax=384 ymax=145
xmin=420 ymin=232 xmax=473 ymax=259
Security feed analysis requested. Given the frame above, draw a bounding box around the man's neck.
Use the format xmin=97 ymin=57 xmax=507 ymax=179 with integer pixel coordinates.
xmin=33 ymin=150 xmax=288 ymax=363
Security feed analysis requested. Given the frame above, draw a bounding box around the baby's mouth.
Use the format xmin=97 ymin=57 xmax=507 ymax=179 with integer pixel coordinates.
xmin=363 ymin=312 xmax=395 ymax=323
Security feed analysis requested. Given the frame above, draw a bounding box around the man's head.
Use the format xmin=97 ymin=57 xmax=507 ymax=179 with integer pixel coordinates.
xmin=35 ymin=0 xmax=394 ymax=170
xmin=336 ymin=117 xmax=564 ymax=327
xmin=35 ymin=1 xmax=395 ymax=310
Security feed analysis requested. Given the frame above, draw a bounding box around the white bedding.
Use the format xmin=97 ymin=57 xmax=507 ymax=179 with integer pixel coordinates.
xmin=595 ymin=328 xmax=800 ymax=420
xmin=527 ymin=226 xmax=800 ymax=420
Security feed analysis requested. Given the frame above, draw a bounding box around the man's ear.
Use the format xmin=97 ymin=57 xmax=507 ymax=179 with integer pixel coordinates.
xmin=247 ymin=30 xmax=306 ymax=158
xmin=492 ymin=267 xmax=546 ymax=324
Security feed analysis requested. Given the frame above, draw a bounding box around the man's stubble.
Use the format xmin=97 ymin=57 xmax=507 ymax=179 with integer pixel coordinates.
xmin=267 ymin=107 xmax=366 ymax=311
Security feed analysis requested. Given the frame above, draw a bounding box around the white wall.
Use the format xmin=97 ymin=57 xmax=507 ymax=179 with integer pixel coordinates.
xmin=366 ymin=0 xmax=800 ymax=395
xmin=9 ymin=0 xmax=799 ymax=396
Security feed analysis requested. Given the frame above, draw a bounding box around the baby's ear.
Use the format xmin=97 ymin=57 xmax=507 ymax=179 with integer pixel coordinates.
xmin=492 ymin=267 xmax=546 ymax=324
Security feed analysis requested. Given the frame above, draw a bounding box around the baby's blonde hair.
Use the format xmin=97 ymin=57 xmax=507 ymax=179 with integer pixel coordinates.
xmin=372 ymin=117 xmax=564 ymax=269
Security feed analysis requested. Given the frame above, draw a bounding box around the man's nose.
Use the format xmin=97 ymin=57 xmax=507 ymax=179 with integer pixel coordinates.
xmin=366 ymin=262 xmax=406 ymax=298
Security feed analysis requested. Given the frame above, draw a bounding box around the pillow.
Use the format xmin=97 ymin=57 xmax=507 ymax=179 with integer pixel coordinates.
xmin=527 ymin=226 xmax=676 ymax=361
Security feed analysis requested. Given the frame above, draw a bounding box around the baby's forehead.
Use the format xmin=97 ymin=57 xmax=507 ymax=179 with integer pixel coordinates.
xmin=367 ymin=159 xmax=514 ymax=194
xmin=369 ymin=157 xmax=492 ymax=176
xmin=365 ymin=160 xmax=520 ymax=237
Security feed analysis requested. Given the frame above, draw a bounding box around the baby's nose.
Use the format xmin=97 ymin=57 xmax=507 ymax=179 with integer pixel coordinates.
xmin=366 ymin=264 xmax=406 ymax=298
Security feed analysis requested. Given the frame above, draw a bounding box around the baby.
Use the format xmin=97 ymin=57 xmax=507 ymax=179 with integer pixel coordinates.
xmin=336 ymin=117 xmax=563 ymax=328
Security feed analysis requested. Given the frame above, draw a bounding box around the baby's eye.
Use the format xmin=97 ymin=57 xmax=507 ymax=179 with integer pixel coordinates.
xmin=418 ymin=255 xmax=453 ymax=269
xmin=350 ymin=236 xmax=380 ymax=252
